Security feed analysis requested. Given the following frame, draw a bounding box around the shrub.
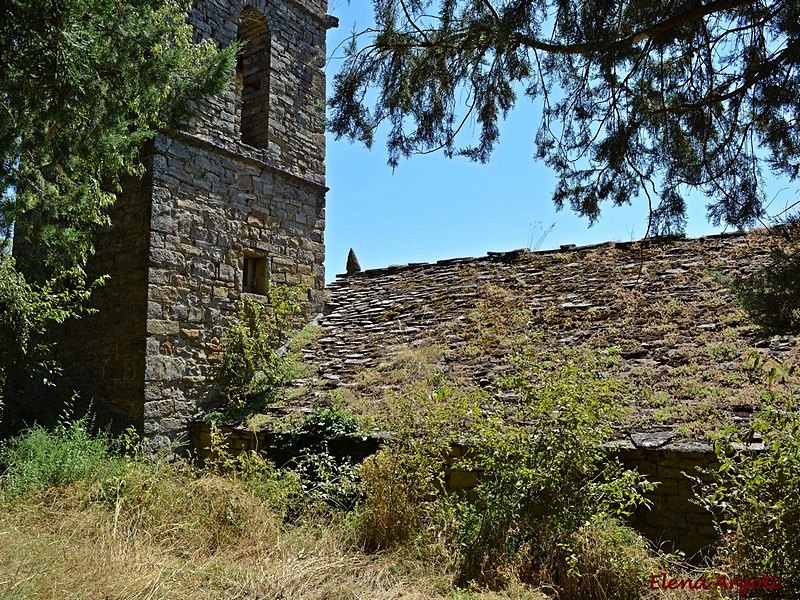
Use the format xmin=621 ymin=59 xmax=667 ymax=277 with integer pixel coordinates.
xmin=0 ymin=252 xmax=102 ymax=434
xmin=201 ymin=422 xmax=303 ymax=516
xmin=554 ymin=517 xmax=663 ymax=600
xmin=448 ymin=349 xmax=653 ymax=589
xmin=696 ymin=357 xmax=800 ymax=595
xmin=356 ymin=431 xmax=451 ymax=552
xmin=219 ymin=286 xmax=303 ymax=410
xmin=356 ymin=449 xmax=420 ymax=551
xmin=285 ymin=406 xmax=365 ymax=514
xmin=0 ymin=415 xmax=122 ymax=499
xmin=352 ymin=382 xmax=470 ymax=553
xmin=719 ymin=224 xmax=800 ymax=333
xmin=355 ymin=349 xmax=654 ymax=595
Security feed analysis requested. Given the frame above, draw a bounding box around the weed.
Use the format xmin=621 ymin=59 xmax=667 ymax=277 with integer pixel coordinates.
xmin=653 ymin=408 xmax=674 ymax=424
xmin=285 ymin=385 xmax=308 ymax=401
xmin=554 ymin=517 xmax=665 ymax=600
xmin=650 ymin=391 xmax=672 ymax=408
xmin=0 ymin=415 xmax=123 ymax=499
xmin=245 ymin=413 xmax=271 ymax=430
xmin=654 ymin=298 xmax=686 ymax=318
xmin=329 ymin=386 xmax=357 ymax=407
xmin=356 ymin=445 xmax=442 ymax=551
xmin=0 ymin=408 xmax=676 ymax=600
xmin=353 ymin=383 xmax=473 ymax=552
xmin=268 ymin=405 xmax=367 ymax=513
xmin=287 ymin=322 xmax=323 ymax=352
xmin=389 ymin=343 xmax=446 ymax=376
xmin=705 ymin=343 xmax=738 ymax=360
xmin=218 ymin=286 xmax=304 ymax=414
xmin=719 ymin=371 xmax=748 ymax=388
xmin=298 ymin=404 xmax=362 ymax=437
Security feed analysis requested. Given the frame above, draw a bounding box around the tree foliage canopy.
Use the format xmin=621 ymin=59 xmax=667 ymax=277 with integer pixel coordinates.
xmin=1 ymin=0 xmax=235 ymax=284
xmin=330 ymin=0 xmax=800 ymax=234
xmin=0 ymin=0 xmax=236 ymax=390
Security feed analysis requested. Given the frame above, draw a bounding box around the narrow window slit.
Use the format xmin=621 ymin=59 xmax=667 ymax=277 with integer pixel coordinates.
xmin=237 ymin=7 xmax=270 ymax=148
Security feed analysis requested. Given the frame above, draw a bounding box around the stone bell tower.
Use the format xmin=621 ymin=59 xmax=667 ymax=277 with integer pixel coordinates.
xmin=15 ymin=1 xmax=336 ymax=449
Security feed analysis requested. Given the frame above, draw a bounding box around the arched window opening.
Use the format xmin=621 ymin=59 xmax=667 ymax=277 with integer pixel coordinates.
xmin=237 ymin=8 xmax=270 ymax=148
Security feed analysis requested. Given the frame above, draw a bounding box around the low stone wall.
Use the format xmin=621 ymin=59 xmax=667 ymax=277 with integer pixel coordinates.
xmin=191 ymin=423 xmax=723 ymax=560
xmin=191 ymin=422 xmax=383 ymax=468
xmin=612 ymin=443 xmax=720 ymax=560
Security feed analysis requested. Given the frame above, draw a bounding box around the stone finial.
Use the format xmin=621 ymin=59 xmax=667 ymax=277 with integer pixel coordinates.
xmin=323 ymin=14 xmax=340 ymax=30
xmin=346 ymin=248 xmax=361 ymax=276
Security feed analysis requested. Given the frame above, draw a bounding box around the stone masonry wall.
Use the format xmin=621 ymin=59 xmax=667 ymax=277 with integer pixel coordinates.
xmin=188 ymin=0 xmax=328 ymax=185
xmin=190 ymin=423 xmax=723 ymax=559
xmin=615 ymin=446 xmax=719 ymax=561
xmin=38 ymin=165 xmax=153 ymax=433
xmin=142 ymin=0 xmax=330 ymax=449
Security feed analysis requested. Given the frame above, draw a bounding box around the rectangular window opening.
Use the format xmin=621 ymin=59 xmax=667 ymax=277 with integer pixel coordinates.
xmin=243 ymin=253 xmax=268 ymax=295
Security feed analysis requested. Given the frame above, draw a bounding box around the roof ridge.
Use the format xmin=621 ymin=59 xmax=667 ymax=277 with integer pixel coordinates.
xmin=332 ymin=229 xmax=753 ymax=281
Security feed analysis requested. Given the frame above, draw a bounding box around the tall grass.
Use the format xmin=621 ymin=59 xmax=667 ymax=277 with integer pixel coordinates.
xmin=0 ymin=400 xmax=738 ymax=600
xmin=0 ymin=420 xmax=545 ymax=600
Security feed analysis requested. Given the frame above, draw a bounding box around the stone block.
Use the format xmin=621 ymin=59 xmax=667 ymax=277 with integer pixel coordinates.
xmin=179 ymin=327 xmax=202 ymax=341
xmin=144 ymin=400 xmax=174 ymax=419
xmin=218 ymin=263 xmax=236 ymax=282
xmin=686 ymin=511 xmax=714 ymax=525
xmin=147 ymin=301 xmax=163 ymax=319
xmin=645 ymin=509 xmax=687 ymax=529
xmin=169 ymin=304 xmax=189 ymax=321
xmin=147 ymin=319 xmax=180 ymax=336
xmin=666 ymin=494 xmax=695 ymax=512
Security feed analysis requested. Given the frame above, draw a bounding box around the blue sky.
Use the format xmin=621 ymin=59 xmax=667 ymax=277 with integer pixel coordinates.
xmin=321 ymin=1 xmax=797 ymax=282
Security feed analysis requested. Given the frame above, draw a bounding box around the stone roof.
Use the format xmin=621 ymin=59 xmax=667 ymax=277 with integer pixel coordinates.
xmin=279 ymin=229 xmax=798 ymax=449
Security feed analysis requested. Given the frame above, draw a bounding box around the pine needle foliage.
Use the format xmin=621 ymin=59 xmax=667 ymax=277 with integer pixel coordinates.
xmin=721 ymin=224 xmax=800 ymax=333
xmin=330 ymin=0 xmax=800 ymax=235
xmin=0 ymin=0 xmax=237 ymax=403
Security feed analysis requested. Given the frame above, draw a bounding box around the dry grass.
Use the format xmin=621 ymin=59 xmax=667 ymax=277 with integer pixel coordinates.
xmin=0 ymin=475 xmax=736 ymax=600
xmin=0 ymin=466 xmax=465 ymax=600
xmin=0 ymin=423 xmax=739 ymax=600
xmin=0 ymin=446 xmax=556 ymax=600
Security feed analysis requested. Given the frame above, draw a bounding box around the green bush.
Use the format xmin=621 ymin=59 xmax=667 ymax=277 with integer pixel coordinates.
xmin=218 ymin=286 xmax=303 ymax=410
xmin=448 ymin=349 xmax=653 ymax=589
xmin=356 ymin=350 xmax=654 ymax=595
xmin=697 ymin=357 xmax=800 ymax=595
xmin=353 ymin=381 xmax=470 ymax=552
xmin=284 ymin=406 xmax=365 ymax=514
xmin=0 ymin=416 xmax=122 ymax=499
xmin=356 ymin=425 xmax=451 ymax=552
xmin=719 ymin=224 xmax=800 ymax=333
xmin=0 ymin=251 xmax=98 ymax=432
xmin=552 ymin=516 xmax=663 ymax=600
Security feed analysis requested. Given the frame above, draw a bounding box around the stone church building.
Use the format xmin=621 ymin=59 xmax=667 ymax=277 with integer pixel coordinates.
xmin=14 ymin=1 xmax=336 ymax=449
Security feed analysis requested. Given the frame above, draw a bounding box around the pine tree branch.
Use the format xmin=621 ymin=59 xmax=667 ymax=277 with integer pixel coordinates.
xmin=513 ymin=0 xmax=756 ymax=54
xmin=380 ymin=0 xmax=758 ymax=54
